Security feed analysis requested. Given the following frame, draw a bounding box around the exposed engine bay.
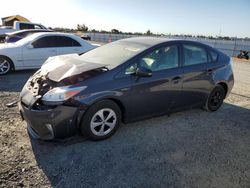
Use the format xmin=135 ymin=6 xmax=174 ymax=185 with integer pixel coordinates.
xmin=27 ymin=67 xmax=108 ymax=97
xmin=26 ymin=54 xmax=109 ymax=98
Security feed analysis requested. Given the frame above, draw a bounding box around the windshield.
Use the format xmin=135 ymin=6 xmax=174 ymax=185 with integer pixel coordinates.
xmin=15 ymin=33 xmax=41 ymax=45
xmin=79 ymin=40 xmax=147 ymax=69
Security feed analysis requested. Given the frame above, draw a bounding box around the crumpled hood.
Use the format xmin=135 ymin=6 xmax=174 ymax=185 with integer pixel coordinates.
xmin=40 ymin=54 xmax=108 ymax=82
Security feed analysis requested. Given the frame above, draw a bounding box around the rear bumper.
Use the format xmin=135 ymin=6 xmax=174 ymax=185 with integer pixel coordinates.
xmin=227 ymin=79 xmax=234 ymax=98
xmin=225 ymin=72 xmax=234 ymax=98
xmin=19 ymin=102 xmax=79 ymax=140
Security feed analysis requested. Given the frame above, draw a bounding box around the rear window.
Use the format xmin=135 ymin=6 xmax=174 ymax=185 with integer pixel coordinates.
xmin=20 ymin=23 xmax=35 ymax=30
xmin=53 ymin=36 xmax=81 ymax=47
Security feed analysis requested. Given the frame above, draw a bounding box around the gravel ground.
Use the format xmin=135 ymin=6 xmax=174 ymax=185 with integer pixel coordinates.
xmin=0 ymin=60 xmax=250 ymax=188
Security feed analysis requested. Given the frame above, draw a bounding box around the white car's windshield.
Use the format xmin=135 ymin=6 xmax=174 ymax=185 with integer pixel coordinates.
xmin=15 ymin=33 xmax=40 ymax=45
xmin=79 ymin=40 xmax=147 ymax=69
xmin=15 ymin=32 xmax=47 ymax=45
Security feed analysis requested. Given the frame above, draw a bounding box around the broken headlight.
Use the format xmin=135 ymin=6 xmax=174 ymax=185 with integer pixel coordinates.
xmin=42 ymin=86 xmax=87 ymax=105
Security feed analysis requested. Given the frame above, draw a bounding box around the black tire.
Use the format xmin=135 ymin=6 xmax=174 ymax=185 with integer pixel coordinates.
xmin=80 ymin=100 xmax=121 ymax=141
xmin=204 ymin=85 xmax=225 ymax=112
xmin=0 ymin=56 xmax=13 ymax=75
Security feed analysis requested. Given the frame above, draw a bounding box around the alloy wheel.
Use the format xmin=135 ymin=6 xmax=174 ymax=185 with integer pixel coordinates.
xmin=90 ymin=108 xmax=117 ymax=136
xmin=0 ymin=58 xmax=11 ymax=75
xmin=210 ymin=90 xmax=223 ymax=108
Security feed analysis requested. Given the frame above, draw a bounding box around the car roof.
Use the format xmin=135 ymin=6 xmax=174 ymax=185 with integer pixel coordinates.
xmin=6 ymin=29 xmax=53 ymax=36
xmin=14 ymin=32 xmax=82 ymax=45
xmin=119 ymin=37 xmax=214 ymax=49
xmin=19 ymin=32 xmax=78 ymax=42
xmin=120 ymin=37 xmax=171 ymax=46
xmin=27 ymin=32 xmax=76 ymax=38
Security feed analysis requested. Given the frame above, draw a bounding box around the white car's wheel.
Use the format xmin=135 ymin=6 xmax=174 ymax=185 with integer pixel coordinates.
xmin=0 ymin=57 xmax=12 ymax=75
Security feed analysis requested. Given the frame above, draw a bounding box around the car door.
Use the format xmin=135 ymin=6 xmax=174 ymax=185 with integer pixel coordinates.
xmin=22 ymin=36 xmax=57 ymax=68
xmin=117 ymin=44 xmax=183 ymax=121
xmin=53 ymin=36 xmax=82 ymax=55
xmin=179 ymin=43 xmax=216 ymax=108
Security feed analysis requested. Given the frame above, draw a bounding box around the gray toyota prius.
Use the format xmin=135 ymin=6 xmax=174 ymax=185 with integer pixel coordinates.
xmin=19 ymin=37 xmax=234 ymax=141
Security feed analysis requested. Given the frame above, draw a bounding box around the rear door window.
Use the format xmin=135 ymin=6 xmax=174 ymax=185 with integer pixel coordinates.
xmin=183 ymin=44 xmax=208 ymax=66
xmin=53 ymin=36 xmax=81 ymax=47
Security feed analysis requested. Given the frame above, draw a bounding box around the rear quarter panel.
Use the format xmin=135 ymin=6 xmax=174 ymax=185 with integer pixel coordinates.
xmin=213 ymin=55 xmax=234 ymax=98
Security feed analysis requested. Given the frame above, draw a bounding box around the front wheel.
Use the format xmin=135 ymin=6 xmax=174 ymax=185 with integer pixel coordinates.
xmin=204 ymin=85 xmax=225 ymax=112
xmin=0 ymin=57 xmax=12 ymax=75
xmin=80 ymin=100 xmax=121 ymax=141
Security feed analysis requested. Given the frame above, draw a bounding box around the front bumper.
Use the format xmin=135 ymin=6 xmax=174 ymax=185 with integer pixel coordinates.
xmin=19 ymin=101 xmax=79 ymax=140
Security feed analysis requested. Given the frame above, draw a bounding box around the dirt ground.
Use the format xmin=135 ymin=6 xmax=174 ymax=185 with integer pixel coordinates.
xmin=0 ymin=59 xmax=250 ymax=188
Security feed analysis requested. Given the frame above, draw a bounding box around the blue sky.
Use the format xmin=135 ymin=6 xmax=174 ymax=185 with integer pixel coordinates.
xmin=1 ymin=0 xmax=249 ymax=37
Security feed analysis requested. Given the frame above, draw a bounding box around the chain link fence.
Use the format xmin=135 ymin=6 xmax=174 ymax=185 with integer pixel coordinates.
xmin=87 ymin=33 xmax=250 ymax=57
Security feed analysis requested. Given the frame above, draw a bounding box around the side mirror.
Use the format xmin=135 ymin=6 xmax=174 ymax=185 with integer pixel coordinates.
xmin=136 ymin=67 xmax=152 ymax=77
xmin=27 ymin=44 xmax=34 ymax=49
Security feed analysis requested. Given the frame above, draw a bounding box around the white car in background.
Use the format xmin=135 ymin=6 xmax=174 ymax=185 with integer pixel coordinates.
xmin=0 ymin=32 xmax=96 ymax=75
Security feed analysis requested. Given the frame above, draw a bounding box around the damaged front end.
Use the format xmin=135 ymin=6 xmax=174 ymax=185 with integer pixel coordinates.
xmin=19 ymin=54 xmax=109 ymax=140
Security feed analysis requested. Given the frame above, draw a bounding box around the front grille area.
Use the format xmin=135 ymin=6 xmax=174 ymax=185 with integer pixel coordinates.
xmin=32 ymin=100 xmax=57 ymax=111
xmin=27 ymin=76 xmax=51 ymax=96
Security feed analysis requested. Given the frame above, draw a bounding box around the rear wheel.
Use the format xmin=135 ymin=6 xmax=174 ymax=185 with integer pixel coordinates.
xmin=0 ymin=56 xmax=12 ymax=75
xmin=204 ymin=85 xmax=225 ymax=112
xmin=80 ymin=100 xmax=121 ymax=141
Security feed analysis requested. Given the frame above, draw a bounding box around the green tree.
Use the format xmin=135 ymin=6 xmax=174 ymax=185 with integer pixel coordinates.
xmin=111 ymin=29 xmax=120 ymax=34
xmin=91 ymin=29 xmax=98 ymax=33
xmin=146 ymin=29 xmax=152 ymax=35
xmin=77 ymin=24 xmax=88 ymax=32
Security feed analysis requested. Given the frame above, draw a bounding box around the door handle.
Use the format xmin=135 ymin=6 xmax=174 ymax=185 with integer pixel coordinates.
xmin=171 ymin=76 xmax=182 ymax=84
xmin=206 ymin=69 xmax=213 ymax=74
